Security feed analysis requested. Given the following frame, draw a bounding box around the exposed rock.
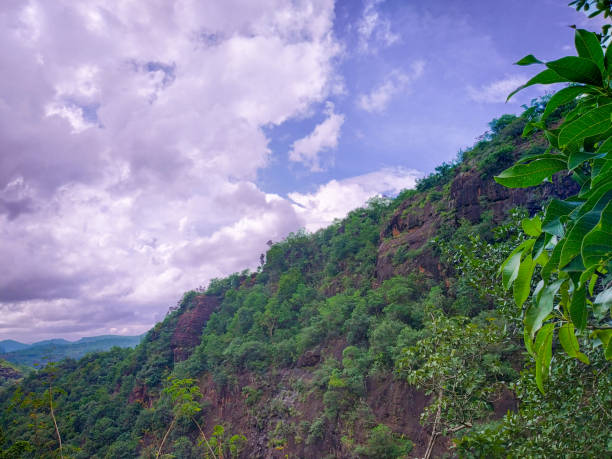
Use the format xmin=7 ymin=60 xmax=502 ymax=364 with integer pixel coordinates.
xmin=296 ymin=349 xmax=321 ymax=367
xmin=0 ymin=363 xmax=22 ymax=385
xmin=170 ymin=295 xmax=219 ymax=362
xmin=376 ymin=163 xmax=579 ymax=283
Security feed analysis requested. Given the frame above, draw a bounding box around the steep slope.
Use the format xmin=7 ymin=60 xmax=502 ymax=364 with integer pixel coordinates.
xmin=0 ymin=109 xmax=608 ymax=458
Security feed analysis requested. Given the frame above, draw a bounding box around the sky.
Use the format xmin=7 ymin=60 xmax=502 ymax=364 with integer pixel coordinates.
xmin=0 ymin=0 xmax=600 ymax=342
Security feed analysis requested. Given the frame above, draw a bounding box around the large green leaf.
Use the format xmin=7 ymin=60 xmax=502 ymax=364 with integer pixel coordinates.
xmin=591 ymin=158 xmax=612 ymax=187
xmin=542 ymin=199 xmax=581 ymax=237
xmin=546 ymin=56 xmax=602 ymax=86
xmin=541 ymin=238 xmax=565 ymax=280
xmin=568 ymin=151 xmax=604 ymax=170
xmin=521 ymin=216 xmax=542 ymax=237
xmin=570 ymin=180 xmax=612 ymax=221
xmin=582 ymin=201 xmax=612 ymax=269
xmin=525 ymin=279 xmax=563 ymax=338
xmin=574 ymin=29 xmax=605 ymax=72
xmin=558 ymin=323 xmax=589 ymax=364
xmin=541 ymin=86 xmax=589 ymax=122
xmin=559 ymin=211 xmax=601 ymax=268
xmin=595 ymin=137 xmax=612 ymax=154
xmin=534 ymin=323 xmax=554 ymax=393
xmin=570 ymin=285 xmax=587 ymax=331
xmin=507 ymin=68 xmax=569 ymax=101
xmin=558 ymin=104 xmax=612 ymax=150
xmin=494 ymin=159 xmax=566 ymax=188
xmin=514 ymin=254 xmax=535 ymax=308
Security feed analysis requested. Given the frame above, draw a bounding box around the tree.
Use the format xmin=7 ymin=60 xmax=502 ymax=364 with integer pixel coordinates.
xmin=397 ymin=309 xmax=509 ymax=459
xmin=496 ymin=25 xmax=612 ymax=392
xmin=156 ymin=376 xmax=216 ymax=459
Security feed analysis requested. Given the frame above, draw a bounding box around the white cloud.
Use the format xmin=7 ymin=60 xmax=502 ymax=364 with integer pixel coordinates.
xmin=289 ymin=167 xmax=421 ymax=232
xmin=357 ymin=0 xmax=399 ymax=53
xmin=0 ymin=0 xmax=341 ymax=341
xmin=289 ymin=102 xmax=345 ymax=171
xmin=467 ymin=75 xmax=526 ymax=103
xmin=358 ymin=61 xmax=425 ymax=113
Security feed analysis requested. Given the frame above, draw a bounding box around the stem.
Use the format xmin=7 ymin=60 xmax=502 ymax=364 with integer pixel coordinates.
xmin=424 ymin=388 xmax=443 ymax=459
xmin=48 ymin=385 xmax=63 ymax=459
xmin=156 ymin=417 xmax=176 ymax=459
xmin=191 ymin=417 xmax=218 ymax=459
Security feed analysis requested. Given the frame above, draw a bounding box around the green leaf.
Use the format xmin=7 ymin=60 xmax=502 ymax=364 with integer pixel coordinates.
xmin=593 ymin=329 xmax=612 ymax=361
xmin=582 ymin=201 xmax=612 ymax=269
xmin=558 ymin=104 xmax=612 ymax=151
xmin=494 ymin=159 xmax=566 ymax=188
xmin=515 ymin=54 xmax=543 ymax=66
xmin=541 ymin=86 xmax=589 ymax=122
xmin=574 ymin=29 xmax=605 ymax=72
xmin=558 ymin=323 xmax=589 ymax=364
xmin=559 ymin=211 xmax=600 ymax=268
xmin=507 ymin=68 xmax=569 ymax=101
xmin=546 ymin=56 xmax=602 ymax=86
xmin=570 ymin=179 xmax=612 ymax=220
xmin=534 ymin=323 xmax=554 ymax=393
xmin=541 ymin=238 xmax=565 ymax=280
xmin=570 ymin=285 xmax=588 ymax=331
xmin=525 ymin=280 xmax=562 ymax=339
xmin=533 ymin=232 xmax=552 ymax=262
xmin=524 ymin=326 xmax=535 ymax=358
xmin=521 ymin=216 xmax=542 ymax=237
xmin=514 ymin=254 xmax=535 ymax=308
xmin=568 ymin=150 xmax=603 ymax=170
xmin=542 ymin=199 xmax=581 ymax=237
xmin=595 ymin=137 xmax=612 ymax=154
xmin=592 ymin=158 xmax=612 ymax=187
xmin=501 ymin=251 xmax=522 ymax=290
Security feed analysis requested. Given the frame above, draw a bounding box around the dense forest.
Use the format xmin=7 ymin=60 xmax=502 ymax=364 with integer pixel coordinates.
xmin=1 ymin=4 xmax=611 ymax=459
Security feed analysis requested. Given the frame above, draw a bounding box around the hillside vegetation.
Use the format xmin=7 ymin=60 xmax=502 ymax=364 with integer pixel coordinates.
xmin=0 ymin=335 xmax=144 ymax=368
xmin=0 ymin=98 xmax=609 ymax=458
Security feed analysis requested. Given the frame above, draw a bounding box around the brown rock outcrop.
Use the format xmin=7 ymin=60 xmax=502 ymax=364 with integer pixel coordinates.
xmin=170 ymin=295 xmax=219 ymax=362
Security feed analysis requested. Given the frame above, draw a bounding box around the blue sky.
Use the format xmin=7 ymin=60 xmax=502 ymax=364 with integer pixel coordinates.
xmin=0 ymin=0 xmax=599 ymax=341
xmin=258 ymin=0 xmax=589 ymax=196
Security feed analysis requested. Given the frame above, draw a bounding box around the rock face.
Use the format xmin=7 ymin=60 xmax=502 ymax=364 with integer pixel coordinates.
xmin=376 ymin=168 xmax=579 ymax=283
xmin=0 ymin=362 xmax=21 ymax=385
xmin=170 ymin=295 xmax=219 ymax=362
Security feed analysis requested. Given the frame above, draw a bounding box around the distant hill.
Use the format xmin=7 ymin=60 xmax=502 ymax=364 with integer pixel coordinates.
xmin=0 ymin=340 xmax=29 ymax=353
xmin=0 ymin=335 xmax=144 ymax=367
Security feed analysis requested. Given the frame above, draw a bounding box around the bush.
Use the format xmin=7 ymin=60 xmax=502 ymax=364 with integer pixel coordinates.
xmin=355 ymin=424 xmax=413 ymax=458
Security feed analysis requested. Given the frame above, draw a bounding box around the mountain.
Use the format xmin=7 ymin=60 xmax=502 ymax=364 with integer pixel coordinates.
xmin=0 ymin=334 xmax=144 ymax=368
xmin=0 ymin=340 xmax=29 ymax=353
xmin=0 ymin=107 xmax=609 ymax=458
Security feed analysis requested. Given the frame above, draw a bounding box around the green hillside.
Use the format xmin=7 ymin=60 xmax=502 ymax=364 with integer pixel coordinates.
xmin=0 ymin=335 xmax=144 ymax=368
xmin=0 ymin=97 xmax=609 ymax=458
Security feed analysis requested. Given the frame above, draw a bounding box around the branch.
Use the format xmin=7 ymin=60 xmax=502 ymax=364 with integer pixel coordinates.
xmin=48 ymin=385 xmax=63 ymax=459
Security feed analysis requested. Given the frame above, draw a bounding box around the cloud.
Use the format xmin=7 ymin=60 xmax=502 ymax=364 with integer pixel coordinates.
xmin=357 ymin=61 xmax=425 ymax=112
xmin=288 ymin=102 xmax=345 ymax=171
xmin=289 ymin=167 xmax=421 ymax=232
xmin=0 ymin=0 xmax=341 ymax=341
xmin=357 ymin=0 xmax=399 ymax=53
xmin=467 ymin=75 xmax=527 ymax=103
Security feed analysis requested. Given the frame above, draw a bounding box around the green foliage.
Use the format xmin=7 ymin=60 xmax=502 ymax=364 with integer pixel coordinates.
xmin=496 ymin=26 xmax=612 ymax=392
xmin=416 ymin=162 xmax=458 ymax=192
xmin=455 ymin=350 xmax=611 ymax=457
xmin=354 ymin=424 xmax=413 ymax=459
xmin=397 ymin=310 xmax=513 ymax=438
